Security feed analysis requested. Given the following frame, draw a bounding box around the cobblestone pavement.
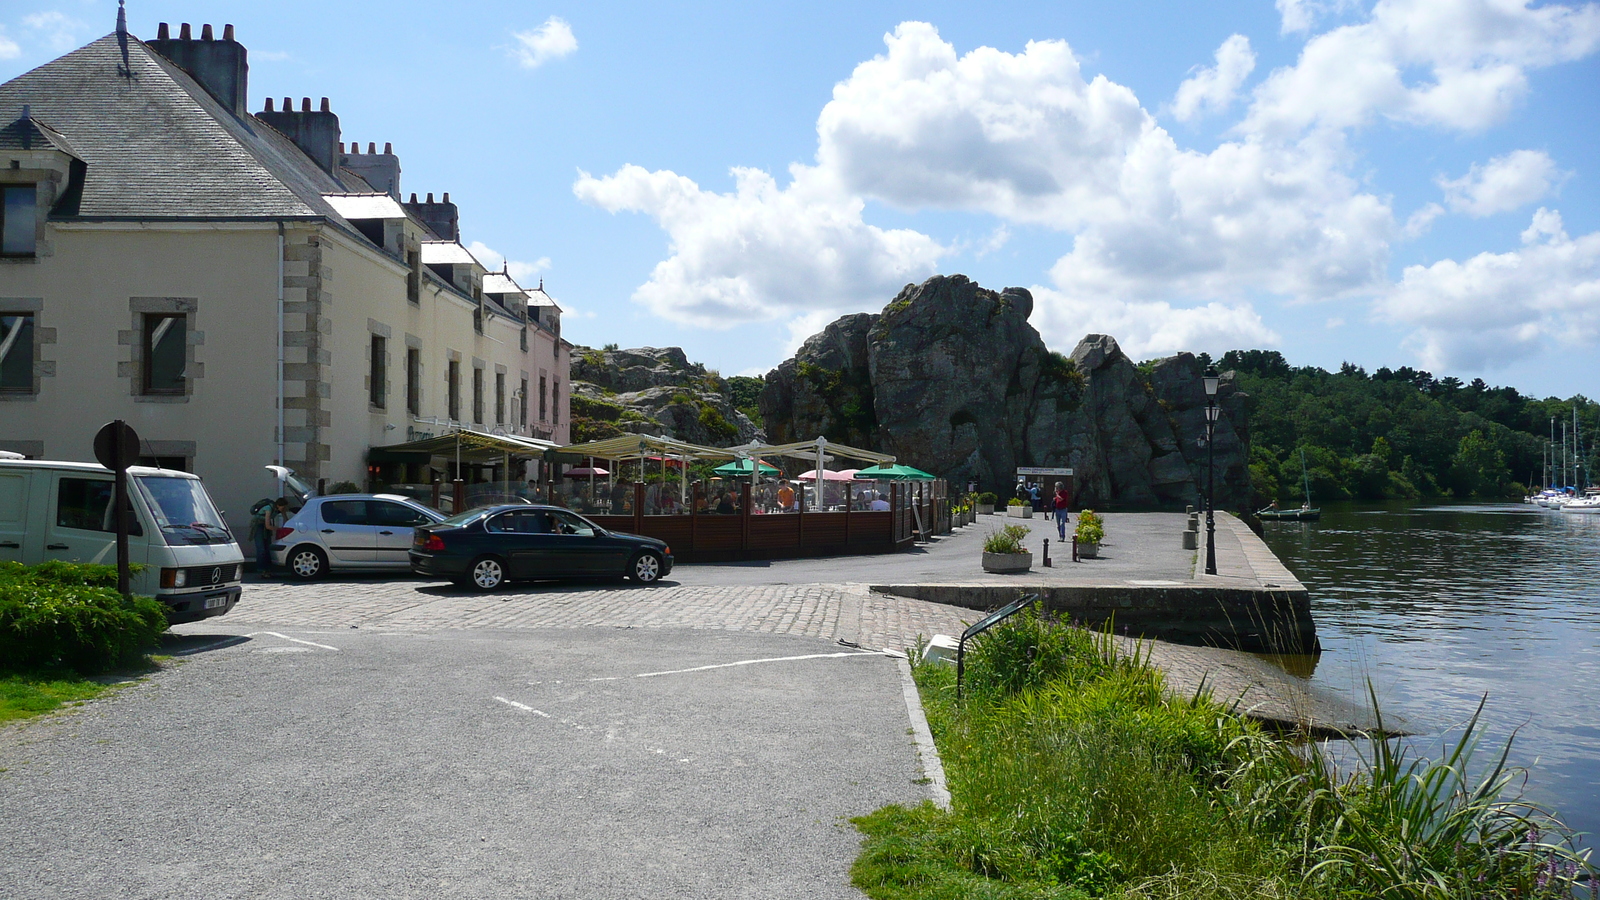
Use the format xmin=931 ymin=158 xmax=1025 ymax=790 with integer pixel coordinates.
xmin=190 ymin=577 xmax=978 ymax=656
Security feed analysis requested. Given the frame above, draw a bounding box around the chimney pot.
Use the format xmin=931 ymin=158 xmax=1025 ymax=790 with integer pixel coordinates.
xmin=443 ymin=192 xmax=450 ymax=202
xmin=384 ymin=142 xmax=393 ymax=154
xmin=179 ymin=23 xmax=191 ymax=40
xmin=283 ymin=97 xmax=292 ymax=111
xmin=368 ymin=142 xmax=376 ymax=154
xmin=157 ymin=22 xmax=169 ymax=39
xmin=427 ymin=193 xmax=434 ymax=203
xmin=201 ymin=24 xmax=213 ymax=41
xmin=410 ymin=193 xmax=418 ymax=203
xmin=223 ymin=24 xmax=234 ymax=41
xmin=301 ymin=97 xmax=311 ymax=112
xmin=264 ymin=98 xmax=274 ymax=112
xmin=320 ymin=97 xmax=330 ymax=113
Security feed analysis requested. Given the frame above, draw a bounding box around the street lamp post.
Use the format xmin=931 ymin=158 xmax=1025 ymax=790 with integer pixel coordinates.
xmin=1203 ymin=365 xmax=1220 ymax=576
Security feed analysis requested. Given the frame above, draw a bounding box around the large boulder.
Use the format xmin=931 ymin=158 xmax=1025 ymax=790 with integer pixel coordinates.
xmin=758 ymin=275 xmax=1251 ymax=509
xmin=569 ymin=346 xmax=762 ymax=446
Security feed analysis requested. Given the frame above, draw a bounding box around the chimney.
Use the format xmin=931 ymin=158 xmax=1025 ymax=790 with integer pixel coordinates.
xmin=147 ymin=23 xmax=249 ymax=117
xmin=258 ymin=96 xmax=342 ymax=174
xmin=339 ymin=140 xmax=403 ymax=199
xmin=404 ymin=192 xmax=460 ymax=242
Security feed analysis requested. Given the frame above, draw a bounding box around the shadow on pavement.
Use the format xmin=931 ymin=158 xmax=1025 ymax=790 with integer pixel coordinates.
xmin=160 ymin=633 xmax=253 ymax=656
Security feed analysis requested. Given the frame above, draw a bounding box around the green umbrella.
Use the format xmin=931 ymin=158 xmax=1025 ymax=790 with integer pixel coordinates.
xmin=853 ymin=463 xmax=936 ymax=480
xmin=712 ymin=458 xmax=780 ymax=476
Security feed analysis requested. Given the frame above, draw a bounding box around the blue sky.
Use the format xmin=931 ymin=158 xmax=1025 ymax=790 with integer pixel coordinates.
xmin=3 ymin=0 xmax=1597 ymax=399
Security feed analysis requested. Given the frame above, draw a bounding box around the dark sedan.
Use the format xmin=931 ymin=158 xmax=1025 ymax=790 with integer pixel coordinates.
xmin=409 ymin=505 xmax=673 ymax=591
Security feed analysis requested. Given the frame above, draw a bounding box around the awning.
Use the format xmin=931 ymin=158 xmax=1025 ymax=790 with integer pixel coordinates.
xmin=369 ymin=428 xmax=559 ymax=465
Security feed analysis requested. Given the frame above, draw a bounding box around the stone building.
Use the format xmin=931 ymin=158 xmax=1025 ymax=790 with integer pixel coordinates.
xmin=0 ymin=22 xmax=569 ymax=534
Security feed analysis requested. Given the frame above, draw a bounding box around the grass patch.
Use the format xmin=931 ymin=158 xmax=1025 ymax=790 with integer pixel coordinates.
xmin=853 ymin=611 xmax=1592 ymax=899
xmin=0 ymin=666 xmax=147 ymax=725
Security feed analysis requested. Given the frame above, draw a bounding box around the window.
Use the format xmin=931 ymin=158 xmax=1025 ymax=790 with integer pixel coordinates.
xmin=406 ymin=250 xmax=420 ymax=304
xmin=406 ymin=348 xmax=420 ymax=415
xmin=368 ymin=501 xmax=431 ymax=528
xmin=55 ymin=478 xmax=140 ymax=535
xmin=520 ymin=328 xmax=528 ymax=351
xmin=142 ymin=313 xmax=186 ymax=395
xmin=539 ymin=375 xmax=547 ymax=422
xmin=495 ymin=372 xmax=505 ymax=425
xmin=472 ymin=367 xmax=484 ymax=424
xmin=447 ymin=360 xmax=460 ymax=421
xmin=1 ymin=185 xmax=36 ymax=257
xmin=369 ymin=334 xmax=386 ymax=409
xmin=318 ymin=500 xmax=368 ymax=525
xmin=520 ymin=377 xmax=528 ymax=427
xmin=0 ymin=312 xmax=32 ymax=392
xmin=552 ymin=378 xmax=560 ymax=424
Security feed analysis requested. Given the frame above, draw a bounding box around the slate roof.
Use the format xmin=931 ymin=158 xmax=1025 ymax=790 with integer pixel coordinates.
xmin=323 ymin=193 xmax=407 ymax=220
xmin=481 ymin=272 xmax=527 ymax=297
xmin=0 ymin=33 xmax=368 ymax=221
xmin=0 ymin=113 xmax=82 ymax=158
xmin=421 ymin=241 xmax=480 ymax=266
xmin=526 ymin=286 xmax=561 ymax=309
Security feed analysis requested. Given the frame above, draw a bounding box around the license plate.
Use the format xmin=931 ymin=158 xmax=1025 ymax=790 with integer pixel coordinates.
xmin=203 ymin=593 xmax=230 ymax=610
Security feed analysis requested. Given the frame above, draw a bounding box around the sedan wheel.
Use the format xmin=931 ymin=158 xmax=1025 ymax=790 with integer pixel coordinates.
xmin=468 ymin=556 xmax=507 ymax=592
xmin=630 ymin=551 xmax=663 ymax=584
xmin=287 ymin=545 xmax=328 ymax=581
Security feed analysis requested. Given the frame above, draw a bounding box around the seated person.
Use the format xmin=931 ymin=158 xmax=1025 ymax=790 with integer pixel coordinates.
xmin=775 ymin=479 xmax=795 ymax=512
xmin=870 ymin=495 xmax=891 ymax=511
xmin=716 ymin=491 xmax=737 ymax=515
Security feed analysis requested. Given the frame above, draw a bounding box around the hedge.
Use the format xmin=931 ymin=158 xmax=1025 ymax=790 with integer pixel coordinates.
xmin=0 ymin=561 xmax=168 ymax=674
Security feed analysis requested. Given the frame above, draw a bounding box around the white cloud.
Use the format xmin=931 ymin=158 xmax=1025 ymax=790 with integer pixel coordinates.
xmin=511 ymin=17 xmax=577 ymax=69
xmin=573 ymin=163 xmax=945 ymax=328
xmin=1246 ymin=0 xmax=1600 ymax=137
xmin=1380 ymin=209 xmax=1600 ymax=370
xmin=1030 ymin=286 xmax=1280 ymax=360
xmin=466 ymin=241 xmax=552 ymax=284
xmin=0 ymin=27 xmax=19 ymax=60
xmin=1170 ymin=34 xmax=1256 ymax=122
xmin=818 ymin=22 xmax=1394 ymax=305
xmin=1438 ymin=149 xmax=1568 ymax=217
xmin=21 ymin=11 xmax=84 ymax=54
xmin=1276 ymin=0 xmax=1364 ymax=34
xmin=1402 ymin=203 xmax=1445 ymax=238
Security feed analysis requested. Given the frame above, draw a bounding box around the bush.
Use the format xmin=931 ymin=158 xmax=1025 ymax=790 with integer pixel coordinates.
xmin=976 ymin=492 xmax=998 ymax=505
xmin=327 ymin=480 xmax=361 ymax=494
xmin=0 ymin=561 xmax=168 ymax=674
xmin=1075 ymin=509 xmax=1104 ymax=545
xmin=982 ymin=524 xmax=1030 ymax=555
xmin=1006 ymin=498 xmax=1025 ymax=507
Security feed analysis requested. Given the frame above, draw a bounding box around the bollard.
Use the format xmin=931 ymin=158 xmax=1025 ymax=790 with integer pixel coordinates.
xmin=1042 ymin=538 xmax=1051 ymax=567
xmin=1071 ymin=534 xmax=1078 ymax=562
xmin=1182 ymin=529 xmax=1197 ymax=550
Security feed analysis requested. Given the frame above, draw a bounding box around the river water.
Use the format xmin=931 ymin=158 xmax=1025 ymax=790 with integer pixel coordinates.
xmin=1257 ymin=501 xmax=1600 ymax=847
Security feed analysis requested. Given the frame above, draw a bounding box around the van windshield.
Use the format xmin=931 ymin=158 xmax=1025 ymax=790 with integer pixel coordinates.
xmin=134 ymin=475 xmax=234 ymax=546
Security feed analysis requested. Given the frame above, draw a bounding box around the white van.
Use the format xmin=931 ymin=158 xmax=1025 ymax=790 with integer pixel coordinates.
xmin=0 ymin=459 xmax=244 ymax=623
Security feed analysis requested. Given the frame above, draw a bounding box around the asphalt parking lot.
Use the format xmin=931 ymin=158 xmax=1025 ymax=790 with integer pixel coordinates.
xmin=0 ymin=626 xmax=933 ymax=899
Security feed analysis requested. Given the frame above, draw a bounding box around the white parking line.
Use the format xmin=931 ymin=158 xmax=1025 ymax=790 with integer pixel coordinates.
xmin=620 ymin=650 xmax=883 ymax=680
xmin=494 ymin=696 xmax=551 ymax=717
xmin=248 ymin=631 xmax=341 ymax=651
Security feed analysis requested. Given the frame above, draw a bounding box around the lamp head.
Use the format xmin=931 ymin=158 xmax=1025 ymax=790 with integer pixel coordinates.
xmin=1203 ymin=365 xmax=1220 ymax=397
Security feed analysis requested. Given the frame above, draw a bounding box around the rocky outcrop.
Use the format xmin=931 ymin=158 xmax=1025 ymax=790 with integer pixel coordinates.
xmin=758 ymin=275 xmax=1250 ymax=509
xmin=570 ymin=346 xmax=762 ymax=446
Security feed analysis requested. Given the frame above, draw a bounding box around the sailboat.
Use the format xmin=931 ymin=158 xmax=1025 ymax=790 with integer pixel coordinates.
xmin=1258 ymin=448 xmax=1322 ymax=521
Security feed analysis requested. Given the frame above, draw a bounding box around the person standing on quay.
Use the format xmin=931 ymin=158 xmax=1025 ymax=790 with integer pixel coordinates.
xmin=1052 ymin=482 xmax=1071 ymax=540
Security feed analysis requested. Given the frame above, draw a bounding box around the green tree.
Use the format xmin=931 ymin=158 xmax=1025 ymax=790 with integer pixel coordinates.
xmin=1449 ymin=430 xmax=1508 ymax=497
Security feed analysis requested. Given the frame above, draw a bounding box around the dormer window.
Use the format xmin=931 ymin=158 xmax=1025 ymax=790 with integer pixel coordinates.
xmin=1 ymin=185 xmax=36 ymax=257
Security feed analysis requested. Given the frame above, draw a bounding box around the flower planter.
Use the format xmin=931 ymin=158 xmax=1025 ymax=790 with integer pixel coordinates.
xmin=976 ymin=504 xmax=994 ymax=516
xmin=1006 ymin=505 xmax=1033 ymax=518
xmin=1076 ymin=541 xmax=1100 ymax=559
xmin=982 ymin=551 xmax=1032 ymax=573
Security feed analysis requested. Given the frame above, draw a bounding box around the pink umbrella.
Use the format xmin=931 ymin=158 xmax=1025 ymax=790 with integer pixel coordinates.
xmin=796 ymin=469 xmax=856 ymax=481
xmin=564 ymin=466 xmax=610 ymax=477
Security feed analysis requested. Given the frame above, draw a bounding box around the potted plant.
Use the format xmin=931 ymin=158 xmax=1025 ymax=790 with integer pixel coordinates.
xmin=975 ymin=492 xmax=997 ymax=515
xmin=982 ymin=523 xmax=1032 ymax=573
xmin=1006 ymin=497 xmax=1033 ymax=518
xmin=1075 ymin=509 xmax=1104 ymax=559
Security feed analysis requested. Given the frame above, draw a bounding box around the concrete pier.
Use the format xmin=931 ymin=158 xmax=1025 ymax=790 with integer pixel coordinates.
xmin=870 ymin=511 xmax=1318 ymax=654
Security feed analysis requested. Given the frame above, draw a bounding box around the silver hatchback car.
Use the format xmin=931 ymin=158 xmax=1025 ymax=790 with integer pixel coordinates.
xmin=271 ymin=494 xmax=445 ymax=580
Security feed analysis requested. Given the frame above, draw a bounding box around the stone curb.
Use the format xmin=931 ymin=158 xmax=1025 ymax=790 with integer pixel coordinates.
xmin=896 ymin=657 xmax=950 ymax=810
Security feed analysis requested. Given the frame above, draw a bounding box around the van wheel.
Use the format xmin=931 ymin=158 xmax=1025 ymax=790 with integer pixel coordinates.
xmin=467 ymin=556 xmax=507 ymax=592
xmin=287 ymin=545 xmax=328 ymax=581
xmin=629 ymin=551 xmax=664 ymax=584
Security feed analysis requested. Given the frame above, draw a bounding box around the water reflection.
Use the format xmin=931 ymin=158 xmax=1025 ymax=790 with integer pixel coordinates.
xmin=1257 ymin=501 xmax=1600 ymax=846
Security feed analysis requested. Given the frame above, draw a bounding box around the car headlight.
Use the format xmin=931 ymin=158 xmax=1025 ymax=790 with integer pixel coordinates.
xmin=159 ymin=568 xmax=188 ymax=589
